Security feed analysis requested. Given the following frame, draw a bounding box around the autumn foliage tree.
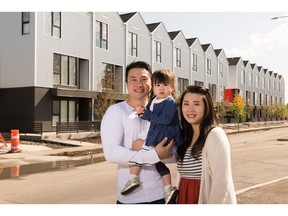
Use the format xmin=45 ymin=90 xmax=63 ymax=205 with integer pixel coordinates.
xmin=228 ymin=93 xmax=246 ymax=122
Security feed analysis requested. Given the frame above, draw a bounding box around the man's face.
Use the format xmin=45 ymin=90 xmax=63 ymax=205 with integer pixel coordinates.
xmin=126 ymin=68 xmax=152 ymax=101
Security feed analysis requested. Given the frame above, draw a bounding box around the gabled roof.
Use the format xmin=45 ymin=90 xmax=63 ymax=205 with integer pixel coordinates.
xmin=214 ymin=49 xmax=223 ymax=57
xmin=227 ymin=57 xmax=241 ymax=66
xmin=251 ymin=63 xmax=256 ymax=69
xmin=257 ymin=66 xmax=263 ymax=71
xmin=168 ymin=31 xmax=181 ymax=40
xmin=146 ymin=22 xmax=161 ymax=32
xmin=201 ymin=43 xmax=211 ymax=52
xmin=269 ymin=71 xmax=273 ymax=76
xmin=243 ymin=60 xmax=249 ymax=67
xmin=186 ymin=38 xmax=197 ymax=47
xmin=119 ymin=12 xmax=137 ymax=23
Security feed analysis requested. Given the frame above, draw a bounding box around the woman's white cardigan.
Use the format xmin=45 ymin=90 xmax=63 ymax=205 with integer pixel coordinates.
xmin=198 ymin=126 xmax=237 ymax=204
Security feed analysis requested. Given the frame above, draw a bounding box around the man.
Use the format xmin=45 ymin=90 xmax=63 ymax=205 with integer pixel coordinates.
xmin=101 ymin=61 xmax=174 ymax=204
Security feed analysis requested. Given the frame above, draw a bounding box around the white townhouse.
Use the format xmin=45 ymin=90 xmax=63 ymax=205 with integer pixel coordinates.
xmin=243 ymin=60 xmax=254 ymax=119
xmin=186 ymin=37 xmax=205 ymax=87
xmin=243 ymin=60 xmax=253 ymax=105
xmin=119 ymin=12 xmax=152 ymax=73
xmin=0 ymin=12 xmax=286 ymax=132
xmin=202 ymin=44 xmax=218 ymax=101
xmin=215 ymin=49 xmax=229 ymax=102
xmin=250 ymin=63 xmax=261 ymax=119
xmin=227 ymin=57 xmax=245 ymax=98
xmin=257 ymin=66 xmax=264 ymax=107
xmin=279 ymin=75 xmax=285 ymax=105
xmin=146 ymin=22 xmax=173 ymax=71
xmin=94 ymin=12 xmax=126 ymax=96
xmin=0 ymin=12 xmax=94 ymax=131
xmin=168 ymin=30 xmax=190 ymax=96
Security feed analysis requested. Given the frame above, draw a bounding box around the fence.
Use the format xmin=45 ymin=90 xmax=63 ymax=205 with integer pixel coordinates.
xmin=0 ymin=122 xmax=43 ymax=134
xmin=56 ymin=120 xmax=101 ymax=134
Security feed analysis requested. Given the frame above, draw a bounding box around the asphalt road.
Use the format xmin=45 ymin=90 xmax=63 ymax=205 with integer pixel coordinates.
xmin=0 ymin=127 xmax=288 ymax=205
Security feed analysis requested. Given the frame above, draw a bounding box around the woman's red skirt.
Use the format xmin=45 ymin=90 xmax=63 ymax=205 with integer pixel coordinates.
xmin=177 ymin=178 xmax=201 ymax=204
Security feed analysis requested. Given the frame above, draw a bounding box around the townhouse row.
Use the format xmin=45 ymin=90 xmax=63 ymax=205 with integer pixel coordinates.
xmin=0 ymin=12 xmax=285 ymax=131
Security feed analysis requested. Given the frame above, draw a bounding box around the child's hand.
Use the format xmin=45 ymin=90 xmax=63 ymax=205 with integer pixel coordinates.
xmin=133 ymin=104 xmax=145 ymax=116
xmin=132 ymin=138 xmax=145 ymax=150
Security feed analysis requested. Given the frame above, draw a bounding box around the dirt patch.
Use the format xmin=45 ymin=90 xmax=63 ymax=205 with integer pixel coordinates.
xmin=6 ymin=137 xmax=102 ymax=157
xmin=50 ymin=148 xmax=103 ymax=157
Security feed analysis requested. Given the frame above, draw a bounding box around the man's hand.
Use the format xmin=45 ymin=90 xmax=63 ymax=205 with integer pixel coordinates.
xmin=132 ymin=138 xmax=145 ymax=151
xmin=155 ymin=137 xmax=174 ymax=160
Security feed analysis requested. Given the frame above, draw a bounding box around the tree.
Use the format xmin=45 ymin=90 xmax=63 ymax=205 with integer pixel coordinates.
xmin=94 ymin=71 xmax=127 ymax=119
xmin=228 ymin=93 xmax=246 ymax=122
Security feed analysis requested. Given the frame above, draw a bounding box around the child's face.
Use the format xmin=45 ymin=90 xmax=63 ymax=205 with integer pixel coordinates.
xmin=153 ymin=82 xmax=173 ymax=99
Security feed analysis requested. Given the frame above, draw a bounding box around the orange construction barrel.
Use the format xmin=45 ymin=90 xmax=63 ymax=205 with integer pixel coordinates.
xmin=8 ymin=129 xmax=21 ymax=153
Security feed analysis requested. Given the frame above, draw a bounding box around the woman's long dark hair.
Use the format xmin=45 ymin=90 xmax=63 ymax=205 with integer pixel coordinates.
xmin=177 ymin=85 xmax=218 ymax=161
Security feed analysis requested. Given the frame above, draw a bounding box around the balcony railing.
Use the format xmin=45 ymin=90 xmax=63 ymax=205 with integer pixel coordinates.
xmin=56 ymin=120 xmax=101 ymax=134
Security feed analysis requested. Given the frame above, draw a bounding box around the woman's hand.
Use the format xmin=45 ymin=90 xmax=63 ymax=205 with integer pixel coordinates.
xmin=132 ymin=138 xmax=145 ymax=151
xmin=155 ymin=137 xmax=174 ymax=160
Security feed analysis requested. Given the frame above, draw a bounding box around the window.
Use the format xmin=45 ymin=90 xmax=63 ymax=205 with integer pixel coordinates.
xmin=175 ymin=48 xmax=181 ymax=68
xmin=194 ymin=81 xmax=204 ymax=86
xmin=249 ymin=73 xmax=253 ymax=86
xmin=177 ymin=77 xmax=188 ymax=96
xmin=208 ymin=83 xmax=216 ymax=100
xmin=154 ymin=41 xmax=161 ymax=63
xmin=255 ymin=93 xmax=258 ymax=105
xmin=192 ymin=54 xmax=197 ymax=71
xmin=101 ymin=63 xmax=123 ymax=92
xmin=206 ymin=59 xmax=211 ymax=75
xmin=53 ymin=53 xmax=77 ymax=86
xmin=44 ymin=12 xmax=61 ymax=38
xmin=219 ymin=62 xmax=223 ymax=78
xmin=128 ymin=32 xmax=138 ymax=57
xmin=241 ymin=70 xmax=245 ymax=84
xmin=22 ymin=12 xmax=30 ymax=35
xmin=96 ymin=21 xmax=108 ymax=49
xmin=52 ymin=99 xmax=76 ymax=126
xmin=256 ymin=75 xmax=259 ymax=87
xmin=220 ymin=85 xmax=225 ymax=101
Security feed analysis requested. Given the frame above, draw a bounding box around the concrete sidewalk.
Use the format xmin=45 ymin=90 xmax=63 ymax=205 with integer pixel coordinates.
xmin=1 ymin=121 xmax=287 ymax=171
xmin=0 ymin=136 xmax=104 ymax=170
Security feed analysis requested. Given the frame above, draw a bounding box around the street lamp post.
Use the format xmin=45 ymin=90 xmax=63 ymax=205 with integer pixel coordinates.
xmin=271 ymin=15 xmax=288 ymax=20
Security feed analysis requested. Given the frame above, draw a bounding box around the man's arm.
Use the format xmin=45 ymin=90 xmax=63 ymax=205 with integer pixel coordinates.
xmin=101 ymin=105 xmax=174 ymax=165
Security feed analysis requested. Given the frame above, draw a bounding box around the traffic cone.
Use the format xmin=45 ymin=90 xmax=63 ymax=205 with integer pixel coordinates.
xmin=8 ymin=129 xmax=22 ymax=153
xmin=10 ymin=165 xmax=20 ymax=177
xmin=0 ymin=133 xmax=7 ymax=149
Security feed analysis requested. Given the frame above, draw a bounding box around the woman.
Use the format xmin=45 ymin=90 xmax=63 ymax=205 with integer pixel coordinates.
xmin=177 ymin=85 xmax=236 ymax=204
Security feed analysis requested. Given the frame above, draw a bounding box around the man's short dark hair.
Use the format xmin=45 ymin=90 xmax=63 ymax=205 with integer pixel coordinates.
xmin=125 ymin=61 xmax=152 ymax=82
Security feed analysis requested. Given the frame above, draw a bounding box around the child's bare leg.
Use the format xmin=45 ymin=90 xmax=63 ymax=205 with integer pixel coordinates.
xmin=130 ymin=164 xmax=141 ymax=175
xmin=121 ymin=165 xmax=141 ymax=195
xmin=162 ymin=173 xmax=178 ymax=204
xmin=162 ymin=173 xmax=172 ymax=186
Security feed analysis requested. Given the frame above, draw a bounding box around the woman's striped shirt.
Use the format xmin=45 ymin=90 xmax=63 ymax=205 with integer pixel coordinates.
xmin=177 ymin=147 xmax=202 ymax=179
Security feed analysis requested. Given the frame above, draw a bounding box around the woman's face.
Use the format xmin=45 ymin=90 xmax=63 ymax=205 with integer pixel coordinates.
xmin=182 ymin=92 xmax=205 ymax=126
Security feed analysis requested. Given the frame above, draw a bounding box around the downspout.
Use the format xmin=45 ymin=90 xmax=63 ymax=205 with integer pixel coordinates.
xmin=124 ymin=22 xmax=127 ymax=95
xmin=34 ymin=12 xmax=37 ymax=88
xmin=91 ymin=12 xmax=95 ymax=121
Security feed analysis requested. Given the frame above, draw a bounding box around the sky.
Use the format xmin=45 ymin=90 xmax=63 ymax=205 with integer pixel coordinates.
xmin=4 ymin=0 xmax=288 ymax=103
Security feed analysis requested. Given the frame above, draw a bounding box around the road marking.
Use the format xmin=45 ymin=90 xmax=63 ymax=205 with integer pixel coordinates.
xmin=236 ymin=176 xmax=288 ymax=195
